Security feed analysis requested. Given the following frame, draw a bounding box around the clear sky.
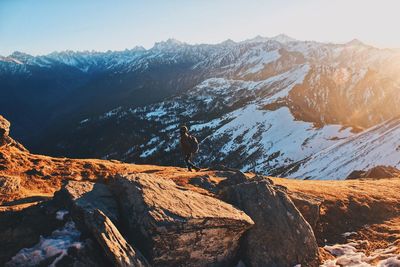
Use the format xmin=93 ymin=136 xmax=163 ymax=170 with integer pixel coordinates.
xmin=1 ymin=0 xmax=399 ymax=56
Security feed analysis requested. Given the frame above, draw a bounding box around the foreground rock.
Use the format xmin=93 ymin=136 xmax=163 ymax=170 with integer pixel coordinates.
xmin=285 ymin=191 xmax=323 ymax=231
xmin=221 ymin=178 xmax=320 ymax=267
xmin=56 ymin=180 xmax=120 ymax=224
xmin=56 ymin=181 xmax=149 ymax=267
xmin=84 ymin=209 xmax=150 ymax=267
xmin=347 ymin=165 xmax=400 ymax=179
xmin=112 ymin=173 xmax=254 ymax=267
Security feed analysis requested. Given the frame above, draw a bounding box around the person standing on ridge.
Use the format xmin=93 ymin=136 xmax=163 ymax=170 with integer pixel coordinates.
xmin=180 ymin=126 xmax=200 ymax=172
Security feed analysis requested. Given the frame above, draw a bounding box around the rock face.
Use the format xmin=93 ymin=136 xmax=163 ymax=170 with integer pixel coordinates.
xmin=221 ymin=178 xmax=320 ymax=267
xmin=56 ymin=180 xmax=120 ymax=224
xmin=286 ymin=191 xmax=323 ymax=231
xmin=112 ymin=173 xmax=254 ymax=267
xmin=0 ymin=115 xmax=27 ymax=152
xmin=84 ymin=209 xmax=150 ymax=267
xmin=347 ymin=165 xmax=400 ymax=179
xmin=0 ymin=115 xmax=11 ymax=146
xmin=56 ymin=181 xmax=149 ymax=267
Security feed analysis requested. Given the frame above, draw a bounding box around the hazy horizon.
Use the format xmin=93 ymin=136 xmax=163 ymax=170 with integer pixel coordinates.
xmin=2 ymin=0 xmax=400 ymax=56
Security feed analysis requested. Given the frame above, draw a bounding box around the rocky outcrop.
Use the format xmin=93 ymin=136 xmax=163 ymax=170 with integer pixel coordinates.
xmin=0 ymin=115 xmax=11 ymax=146
xmin=0 ymin=115 xmax=27 ymax=152
xmin=112 ymin=173 xmax=254 ymax=267
xmin=84 ymin=209 xmax=150 ymax=267
xmin=347 ymin=165 xmax=400 ymax=179
xmin=56 ymin=180 xmax=120 ymax=224
xmin=221 ymin=178 xmax=320 ymax=267
xmin=288 ymin=192 xmax=323 ymax=231
xmin=56 ymin=180 xmax=149 ymax=267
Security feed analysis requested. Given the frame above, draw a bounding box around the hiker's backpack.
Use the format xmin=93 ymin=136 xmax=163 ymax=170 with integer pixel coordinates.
xmin=188 ymin=135 xmax=199 ymax=153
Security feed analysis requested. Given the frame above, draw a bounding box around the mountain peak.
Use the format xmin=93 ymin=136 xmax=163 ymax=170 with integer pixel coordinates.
xmin=8 ymin=51 xmax=34 ymax=62
xmin=270 ymin=34 xmax=297 ymax=43
xmin=244 ymin=34 xmax=297 ymax=44
xmin=221 ymin=39 xmax=236 ymax=46
xmin=152 ymin=38 xmax=186 ymax=50
xmin=345 ymin=38 xmax=365 ymax=46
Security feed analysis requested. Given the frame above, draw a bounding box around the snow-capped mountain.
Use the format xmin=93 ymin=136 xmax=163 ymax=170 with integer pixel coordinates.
xmin=2 ymin=35 xmax=400 ymax=179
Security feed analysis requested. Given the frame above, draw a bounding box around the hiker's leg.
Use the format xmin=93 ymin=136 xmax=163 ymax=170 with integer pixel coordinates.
xmin=185 ymin=154 xmax=193 ymax=171
xmin=188 ymin=153 xmax=200 ymax=171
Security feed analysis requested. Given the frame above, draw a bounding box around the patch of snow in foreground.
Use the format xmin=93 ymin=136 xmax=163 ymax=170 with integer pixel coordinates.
xmin=322 ymin=241 xmax=400 ymax=267
xmin=55 ymin=210 xmax=69 ymax=221
xmin=7 ymin=221 xmax=83 ymax=267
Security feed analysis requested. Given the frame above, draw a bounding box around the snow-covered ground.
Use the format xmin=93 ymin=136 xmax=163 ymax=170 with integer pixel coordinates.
xmin=290 ymin=118 xmax=400 ymax=180
xmin=200 ymin=105 xmax=353 ymax=174
xmin=7 ymin=221 xmax=83 ymax=267
xmin=322 ymin=240 xmax=400 ymax=267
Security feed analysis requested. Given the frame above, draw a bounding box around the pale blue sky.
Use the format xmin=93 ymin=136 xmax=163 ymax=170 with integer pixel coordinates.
xmin=1 ymin=0 xmax=399 ymax=56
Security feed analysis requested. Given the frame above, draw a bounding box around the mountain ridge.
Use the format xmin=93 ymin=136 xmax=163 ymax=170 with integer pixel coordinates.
xmin=1 ymin=34 xmax=400 ymax=180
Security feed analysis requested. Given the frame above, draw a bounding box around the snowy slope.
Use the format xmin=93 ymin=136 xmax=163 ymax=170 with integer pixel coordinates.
xmin=288 ymin=118 xmax=400 ymax=180
xmin=197 ymin=105 xmax=354 ymax=174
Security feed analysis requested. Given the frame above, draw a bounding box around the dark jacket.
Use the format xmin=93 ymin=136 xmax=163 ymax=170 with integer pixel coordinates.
xmin=180 ymin=133 xmax=193 ymax=155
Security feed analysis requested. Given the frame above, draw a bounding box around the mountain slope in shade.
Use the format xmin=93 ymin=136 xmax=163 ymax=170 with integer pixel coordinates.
xmin=287 ymin=118 xmax=400 ymax=180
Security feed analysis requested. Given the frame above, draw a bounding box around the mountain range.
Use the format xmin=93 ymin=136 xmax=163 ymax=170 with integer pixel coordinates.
xmin=2 ymin=34 xmax=400 ymax=180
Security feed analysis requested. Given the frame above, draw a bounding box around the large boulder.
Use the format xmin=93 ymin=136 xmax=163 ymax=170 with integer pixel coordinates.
xmin=285 ymin=191 xmax=323 ymax=232
xmin=56 ymin=180 xmax=120 ymax=224
xmin=56 ymin=181 xmax=149 ymax=267
xmin=84 ymin=209 xmax=150 ymax=267
xmin=112 ymin=173 xmax=254 ymax=267
xmin=221 ymin=178 xmax=320 ymax=267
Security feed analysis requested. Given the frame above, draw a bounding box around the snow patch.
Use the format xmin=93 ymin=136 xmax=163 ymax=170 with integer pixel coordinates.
xmin=241 ymin=49 xmax=281 ymax=75
xmin=322 ymin=241 xmax=399 ymax=267
xmin=291 ymin=118 xmax=400 ymax=180
xmin=7 ymin=221 xmax=83 ymax=267
xmin=55 ymin=210 xmax=69 ymax=221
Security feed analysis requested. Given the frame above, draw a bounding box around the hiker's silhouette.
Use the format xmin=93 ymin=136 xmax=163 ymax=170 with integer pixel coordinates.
xmin=180 ymin=126 xmax=200 ymax=171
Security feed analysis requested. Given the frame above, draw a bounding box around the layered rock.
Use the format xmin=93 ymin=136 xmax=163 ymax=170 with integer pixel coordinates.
xmin=56 ymin=180 xmax=120 ymax=224
xmin=221 ymin=178 xmax=320 ymax=267
xmin=84 ymin=209 xmax=150 ymax=267
xmin=112 ymin=173 xmax=254 ymax=267
xmin=0 ymin=115 xmax=11 ymax=146
xmin=56 ymin=181 xmax=149 ymax=267
xmin=288 ymin=192 xmax=323 ymax=231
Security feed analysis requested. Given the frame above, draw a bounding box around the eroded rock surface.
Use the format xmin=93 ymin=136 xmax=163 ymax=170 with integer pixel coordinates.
xmin=112 ymin=173 xmax=254 ymax=267
xmin=56 ymin=180 xmax=150 ymax=266
xmin=84 ymin=209 xmax=150 ymax=267
xmin=221 ymin=179 xmax=320 ymax=267
xmin=287 ymin=191 xmax=323 ymax=231
xmin=56 ymin=180 xmax=119 ymax=224
xmin=0 ymin=115 xmax=11 ymax=146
